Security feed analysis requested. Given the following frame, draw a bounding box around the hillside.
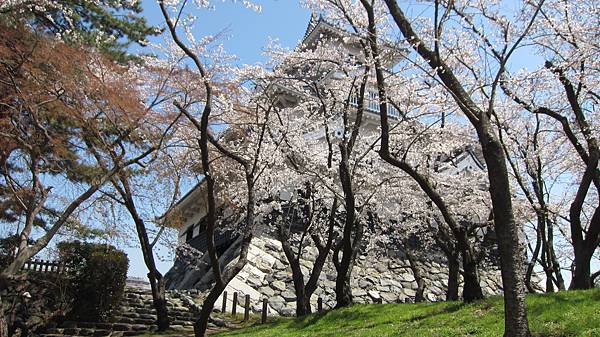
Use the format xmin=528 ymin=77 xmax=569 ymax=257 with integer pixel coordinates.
xmin=214 ymin=289 xmax=600 ymax=337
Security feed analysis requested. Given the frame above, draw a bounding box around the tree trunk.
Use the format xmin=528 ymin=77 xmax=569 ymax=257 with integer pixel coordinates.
xmin=570 ymin=246 xmax=593 ymax=289
xmin=0 ymin=298 xmax=7 ymax=337
xmin=539 ymin=215 xmax=554 ymax=293
xmin=462 ymin=254 xmax=484 ymax=302
xmin=279 ymin=225 xmax=311 ymax=317
xmin=525 ymin=215 xmax=543 ymax=293
xmin=446 ymin=254 xmax=460 ymax=301
xmin=478 ymin=123 xmax=530 ymax=337
xmin=334 ymin=145 xmax=362 ymax=308
xmin=4 ymin=247 xmax=34 ymax=276
xmin=546 ymin=221 xmax=565 ymax=291
xmin=149 ymin=273 xmax=170 ymax=331
xmin=405 ymin=248 xmax=426 ymax=303
xmin=294 ymin=286 xmax=310 ymax=317
xmin=117 ymin=176 xmax=170 ymax=331
xmin=194 ymin=283 xmax=224 ymax=337
xmin=456 ymin=230 xmax=484 ymax=302
xmin=333 ymin=234 xmax=355 ymax=308
xmin=335 ymin=271 xmax=354 ymax=307
xmin=569 ymin=204 xmax=599 ymax=290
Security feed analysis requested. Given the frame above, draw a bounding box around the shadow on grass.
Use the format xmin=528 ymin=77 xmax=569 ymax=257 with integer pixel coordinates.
xmin=406 ymin=303 xmax=464 ymax=323
xmin=219 ymin=302 xmax=468 ymax=336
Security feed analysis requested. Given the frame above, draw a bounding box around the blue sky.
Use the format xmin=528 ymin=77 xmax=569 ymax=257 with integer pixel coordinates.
xmin=124 ymin=0 xmax=313 ymax=278
xmin=143 ymin=0 xmax=312 ymax=64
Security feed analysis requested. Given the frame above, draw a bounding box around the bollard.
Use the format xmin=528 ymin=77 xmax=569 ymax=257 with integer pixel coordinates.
xmin=222 ymin=291 xmax=227 ymax=313
xmin=261 ymin=298 xmax=268 ymax=324
xmin=232 ymin=292 xmax=238 ymax=318
xmin=244 ymin=294 xmax=250 ymax=322
xmin=318 ymin=297 xmax=323 ymax=312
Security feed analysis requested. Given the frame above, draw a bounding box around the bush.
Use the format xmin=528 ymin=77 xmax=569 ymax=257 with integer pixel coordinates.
xmin=58 ymin=241 xmax=128 ymax=322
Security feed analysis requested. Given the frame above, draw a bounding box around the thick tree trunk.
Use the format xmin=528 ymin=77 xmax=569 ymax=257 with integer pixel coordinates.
xmin=446 ymin=254 xmax=460 ymax=301
xmin=570 ymin=246 xmax=593 ymax=289
xmin=294 ymin=286 xmax=310 ymax=317
xmin=570 ymin=203 xmax=599 ymax=290
xmin=335 ymin=272 xmax=354 ymax=307
xmin=478 ymin=124 xmax=530 ymax=337
xmin=462 ymin=254 xmax=484 ymax=302
xmin=456 ymin=230 xmax=484 ymax=302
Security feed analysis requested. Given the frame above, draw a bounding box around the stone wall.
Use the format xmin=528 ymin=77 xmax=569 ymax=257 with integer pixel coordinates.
xmin=165 ymin=235 xmax=504 ymax=316
xmin=0 ymin=273 xmax=72 ymax=334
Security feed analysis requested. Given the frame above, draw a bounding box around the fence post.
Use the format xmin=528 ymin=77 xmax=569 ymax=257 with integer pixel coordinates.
xmin=244 ymin=294 xmax=250 ymax=322
xmin=318 ymin=297 xmax=323 ymax=312
xmin=232 ymin=292 xmax=238 ymax=318
xmin=261 ymin=298 xmax=268 ymax=324
xmin=222 ymin=291 xmax=227 ymax=313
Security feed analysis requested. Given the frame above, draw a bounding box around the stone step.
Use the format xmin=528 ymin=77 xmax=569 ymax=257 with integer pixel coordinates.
xmin=117 ymin=308 xmax=194 ymax=316
xmin=42 ymin=328 xmax=118 ymax=337
xmin=118 ymin=312 xmax=157 ymax=320
xmin=114 ymin=317 xmax=156 ymax=325
xmin=42 ymin=288 xmax=199 ymax=337
xmin=56 ymin=321 xmax=154 ymax=332
xmin=172 ymin=320 xmax=195 ymax=326
xmin=121 ymin=302 xmax=189 ymax=310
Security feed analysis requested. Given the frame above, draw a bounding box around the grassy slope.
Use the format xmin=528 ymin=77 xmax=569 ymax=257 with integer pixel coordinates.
xmin=215 ymin=289 xmax=600 ymax=337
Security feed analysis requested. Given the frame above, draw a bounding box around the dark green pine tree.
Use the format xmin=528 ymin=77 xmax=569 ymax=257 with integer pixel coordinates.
xmin=1 ymin=0 xmax=159 ymax=62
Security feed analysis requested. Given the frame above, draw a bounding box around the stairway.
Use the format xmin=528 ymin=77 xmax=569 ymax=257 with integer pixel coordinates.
xmin=39 ymin=287 xmax=196 ymax=337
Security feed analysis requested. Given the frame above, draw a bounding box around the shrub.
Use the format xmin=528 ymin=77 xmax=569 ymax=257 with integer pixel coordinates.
xmin=58 ymin=241 xmax=128 ymax=322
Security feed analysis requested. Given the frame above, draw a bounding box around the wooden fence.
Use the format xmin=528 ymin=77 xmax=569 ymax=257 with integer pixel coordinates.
xmin=21 ymin=259 xmax=67 ymax=274
xmin=220 ymin=290 xmax=326 ymax=324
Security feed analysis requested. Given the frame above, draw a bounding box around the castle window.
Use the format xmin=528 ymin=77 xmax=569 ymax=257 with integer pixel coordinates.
xmin=368 ymin=91 xmax=379 ymax=111
xmin=185 ymin=227 xmax=193 ymax=241
xmin=349 ymin=91 xmax=399 ymax=119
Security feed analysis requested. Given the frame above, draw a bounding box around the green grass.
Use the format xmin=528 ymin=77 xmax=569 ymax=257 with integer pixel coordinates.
xmin=214 ymin=288 xmax=600 ymax=337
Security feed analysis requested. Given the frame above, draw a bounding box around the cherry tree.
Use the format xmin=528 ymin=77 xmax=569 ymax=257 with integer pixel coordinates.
xmin=264 ymin=32 xmax=397 ymax=307
xmin=303 ymin=0 xmax=497 ymax=303
xmin=499 ymin=0 xmax=599 ymax=290
xmin=493 ymin=101 xmax=570 ymax=292
xmin=353 ymin=0 xmax=550 ymax=335
xmin=157 ymin=1 xmax=289 ymax=335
